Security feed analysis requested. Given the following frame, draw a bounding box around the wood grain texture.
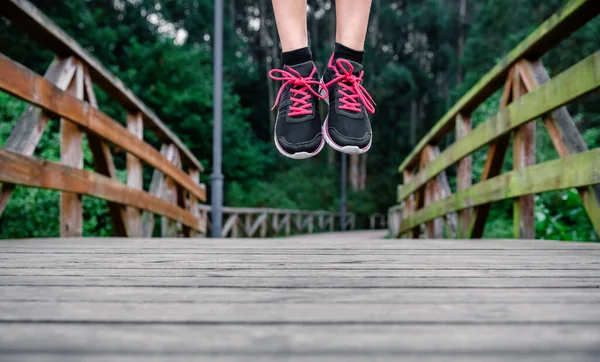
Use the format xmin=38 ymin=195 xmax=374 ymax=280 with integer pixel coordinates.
xmin=518 ymin=59 xmax=600 ymax=236
xmin=83 ymin=68 xmax=128 ymax=237
xmin=126 ymin=112 xmax=144 ymax=237
xmin=399 ymin=149 xmax=600 ymax=233
xmin=0 ymin=231 xmax=599 ymax=360
xmin=59 ymin=63 xmax=84 ymax=237
xmin=0 ymin=149 xmax=201 ymax=231
xmin=1 ymin=0 xmax=204 ymax=172
xmin=0 ymin=54 xmax=206 ymax=203
xmin=397 ymin=51 xmax=600 ymax=203
xmin=511 ymin=70 xmax=535 ymax=239
xmin=455 ymin=113 xmax=472 ymax=238
xmin=398 ymin=0 xmax=600 ymax=172
xmin=0 ymin=56 xmax=76 ymax=216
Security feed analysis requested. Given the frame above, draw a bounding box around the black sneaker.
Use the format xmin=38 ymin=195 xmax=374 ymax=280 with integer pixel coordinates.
xmin=269 ymin=61 xmax=327 ymax=159
xmin=322 ymin=55 xmax=376 ymax=154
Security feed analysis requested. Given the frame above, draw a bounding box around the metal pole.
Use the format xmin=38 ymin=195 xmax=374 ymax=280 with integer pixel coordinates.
xmin=340 ymin=153 xmax=347 ymax=231
xmin=211 ymin=0 xmax=224 ymax=237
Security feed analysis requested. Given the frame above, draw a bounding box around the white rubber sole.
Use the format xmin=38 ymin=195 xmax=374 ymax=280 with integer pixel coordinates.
xmin=274 ymin=133 xmax=325 ymax=160
xmin=322 ymin=116 xmax=371 ymax=155
xmin=320 ymin=77 xmax=372 ymax=155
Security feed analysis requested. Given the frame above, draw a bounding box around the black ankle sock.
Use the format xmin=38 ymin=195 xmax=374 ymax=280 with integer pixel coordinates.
xmin=334 ymin=43 xmax=364 ymax=64
xmin=281 ymin=47 xmax=313 ymax=66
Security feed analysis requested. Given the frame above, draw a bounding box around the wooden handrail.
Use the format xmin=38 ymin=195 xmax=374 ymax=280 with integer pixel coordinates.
xmin=398 ymin=0 xmax=600 ymax=173
xmin=393 ymin=2 xmax=600 ymax=240
xmin=0 ymin=0 xmax=207 ymax=238
xmin=198 ymin=205 xmax=356 ymax=238
xmin=0 ymin=0 xmax=203 ymax=172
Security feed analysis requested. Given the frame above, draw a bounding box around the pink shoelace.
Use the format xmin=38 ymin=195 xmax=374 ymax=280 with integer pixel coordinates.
xmin=325 ymin=59 xmax=376 ymax=114
xmin=269 ymin=67 xmax=328 ymax=117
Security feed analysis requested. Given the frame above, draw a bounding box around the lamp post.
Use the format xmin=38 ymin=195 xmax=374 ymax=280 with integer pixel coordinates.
xmin=211 ymin=0 xmax=224 ymax=237
xmin=340 ymin=153 xmax=347 ymax=232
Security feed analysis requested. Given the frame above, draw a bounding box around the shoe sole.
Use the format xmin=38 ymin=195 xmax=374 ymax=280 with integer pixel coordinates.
xmin=320 ymin=77 xmax=372 ymax=155
xmin=274 ymin=126 xmax=325 ymax=160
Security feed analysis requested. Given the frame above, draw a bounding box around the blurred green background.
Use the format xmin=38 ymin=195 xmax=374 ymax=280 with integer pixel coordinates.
xmin=0 ymin=0 xmax=598 ymax=240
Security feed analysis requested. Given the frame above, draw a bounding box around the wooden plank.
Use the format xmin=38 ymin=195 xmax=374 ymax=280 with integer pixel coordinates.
xmin=0 ymin=149 xmax=201 ymax=231
xmin=396 ymin=51 xmax=600 ymax=203
xmin=399 ymin=148 xmax=600 ymax=233
xmin=398 ymin=0 xmax=600 ymax=173
xmin=126 ymin=112 xmax=144 ymax=237
xmin=1 ymin=324 xmax=599 ymax=359
xmin=0 ymin=56 xmax=76 ymax=216
xmin=221 ymin=214 xmax=238 ymax=238
xmin=511 ymin=70 xmax=536 ymax=239
xmin=455 ymin=113 xmax=472 ymax=238
xmin=59 ymin=63 xmax=84 ymax=237
xmin=3 ymin=301 xmax=600 ymax=323
xmin=0 ymin=0 xmax=204 ymax=172
xmin=82 ymin=67 xmax=128 ymax=237
xmin=0 ymin=54 xmax=207 ymax=202
xmin=518 ymin=59 xmax=600 ymax=237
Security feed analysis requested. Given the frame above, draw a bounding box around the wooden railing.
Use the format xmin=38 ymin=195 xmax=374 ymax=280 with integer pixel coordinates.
xmin=392 ymin=0 xmax=600 ymax=239
xmin=0 ymin=0 xmax=207 ymax=237
xmin=369 ymin=213 xmax=387 ymax=230
xmin=199 ymin=206 xmax=356 ymax=238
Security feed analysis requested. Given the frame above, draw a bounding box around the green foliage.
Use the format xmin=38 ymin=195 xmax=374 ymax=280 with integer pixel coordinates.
xmin=0 ymin=0 xmax=598 ymax=241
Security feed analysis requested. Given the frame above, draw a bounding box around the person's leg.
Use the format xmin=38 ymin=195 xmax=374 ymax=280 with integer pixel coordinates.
xmin=335 ymin=0 xmax=372 ymax=56
xmin=322 ymin=0 xmax=375 ymax=155
xmin=269 ymin=0 xmax=326 ymax=159
xmin=272 ymin=0 xmax=308 ymax=53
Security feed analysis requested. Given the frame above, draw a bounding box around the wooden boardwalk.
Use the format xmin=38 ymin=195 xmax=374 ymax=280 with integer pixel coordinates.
xmin=1 ymin=231 xmax=600 ymax=361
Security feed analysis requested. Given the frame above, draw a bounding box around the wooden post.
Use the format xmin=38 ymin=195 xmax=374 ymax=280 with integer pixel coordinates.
xmin=60 ymin=63 xmax=84 ymax=237
xmin=402 ymin=170 xmax=419 ymax=238
xmin=285 ymin=213 xmax=292 ymax=236
xmin=126 ymin=112 xmax=144 ymax=237
xmin=187 ymin=168 xmax=203 ymax=237
xmin=518 ymin=59 xmax=600 ymax=236
xmin=512 ymin=69 xmax=536 ymax=239
xmin=161 ymin=145 xmax=179 ymax=237
xmin=456 ymin=113 xmax=472 ymax=238
xmin=421 ymin=146 xmax=444 ymax=238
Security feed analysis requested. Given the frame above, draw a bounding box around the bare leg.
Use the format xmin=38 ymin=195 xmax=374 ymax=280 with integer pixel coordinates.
xmin=271 ymin=0 xmax=308 ymax=52
xmin=335 ymin=0 xmax=373 ymax=50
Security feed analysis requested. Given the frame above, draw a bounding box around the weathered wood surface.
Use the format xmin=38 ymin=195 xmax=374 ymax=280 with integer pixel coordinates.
xmin=1 ymin=231 xmax=599 ymax=361
xmin=398 ymin=0 xmax=600 ymax=172
xmin=0 ymin=0 xmax=203 ymax=172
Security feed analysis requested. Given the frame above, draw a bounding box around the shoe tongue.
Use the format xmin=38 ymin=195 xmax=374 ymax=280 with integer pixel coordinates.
xmin=337 ymin=58 xmax=363 ymax=76
xmin=287 ymin=61 xmax=315 ymax=77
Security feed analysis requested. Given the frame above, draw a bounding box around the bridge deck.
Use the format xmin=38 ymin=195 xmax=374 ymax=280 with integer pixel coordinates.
xmin=1 ymin=231 xmax=599 ymax=361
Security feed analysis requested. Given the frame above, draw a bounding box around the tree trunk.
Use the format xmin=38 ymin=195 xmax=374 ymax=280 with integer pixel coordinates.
xmin=258 ymin=0 xmax=275 ymax=130
xmin=359 ymin=153 xmax=368 ymax=190
xmin=410 ymin=99 xmax=418 ymax=146
xmin=350 ymin=154 xmax=360 ymax=191
xmin=456 ymin=0 xmax=467 ymax=86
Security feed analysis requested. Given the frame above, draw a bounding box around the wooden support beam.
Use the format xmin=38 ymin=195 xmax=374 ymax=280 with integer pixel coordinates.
xmin=421 ymin=146 xmax=443 ymax=238
xmin=400 ymin=148 xmax=600 ymax=233
xmin=0 ymin=57 xmax=76 ymax=217
xmin=59 ymin=63 xmax=84 ymax=237
xmin=0 ymin=149 xmax=201 ymax=230
xmin=455 ymin=113 xmax=472 ymax=238
xmin=142 ymin=145 xmax=175 ymax=237
xmin=126 ymin=112 xmax=144 ymax=237
xmin=469 ymin=68 xmax=515 ymax=238
xmin=511 ymin=69 xmax=536 ymax=239
xmin=187 ymin=168 xmax=204 ymax=237
xmin=0 ymin=54 xmax=206 ymax=203
xmin=161 ymin=146 xmax=180 ymax=237
xmin=82 ymin=67 xmax=128 ymax=237
xmin=518 ymin=59 xmax=600 ymax=236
